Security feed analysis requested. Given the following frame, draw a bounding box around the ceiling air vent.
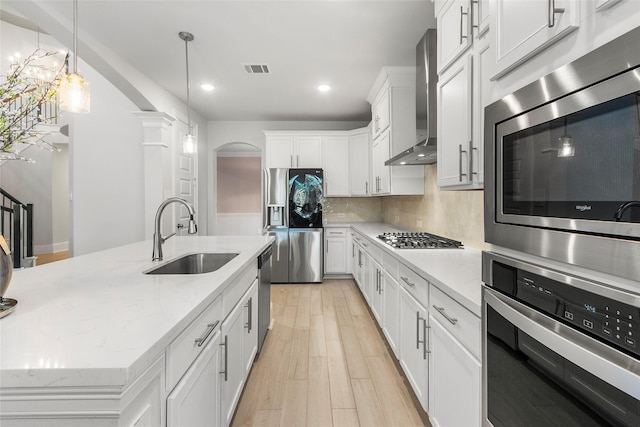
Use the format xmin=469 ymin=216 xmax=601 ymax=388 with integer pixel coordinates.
xmin=243 ymin=64 xmax=270 ymax=74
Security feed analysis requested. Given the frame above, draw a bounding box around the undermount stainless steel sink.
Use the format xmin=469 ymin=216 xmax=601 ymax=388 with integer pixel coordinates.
xmin=144 ymin=252 xmax=239 ymax=275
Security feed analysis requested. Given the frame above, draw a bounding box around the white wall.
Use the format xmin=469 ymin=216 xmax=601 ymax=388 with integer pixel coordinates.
xmin=51 ymin=143 xmax=69 ymax=252
xmin=207 ymin=120 xmax=367 ymax=235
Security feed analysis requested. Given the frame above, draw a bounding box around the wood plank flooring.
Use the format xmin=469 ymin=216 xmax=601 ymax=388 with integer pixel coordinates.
xmin=231 ymin=279 xmax=431 ymax=427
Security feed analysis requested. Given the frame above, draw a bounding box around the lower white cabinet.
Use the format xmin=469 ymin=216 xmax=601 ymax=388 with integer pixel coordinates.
xmin=381 ymin=268 xmax=399 ymax=359
xmin=324 ymin=228 xmax=348 ymax=275
xmin=220 ymin=295 xmax=247 ymax=427
xmin=370 ymin=259 xmax=384 ymax=324
xmin=242 ymin=280 xmax=259 ymax=377
xmin=399 ymin=286 xmax=429 ymax=411
xmin=167 ymin=330 xmax=222 ymax=427
xmin=428 ymin=316 xmax=481 ymax=427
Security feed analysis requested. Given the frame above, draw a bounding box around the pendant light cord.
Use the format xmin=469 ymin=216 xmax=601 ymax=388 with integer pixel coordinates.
xmin=184 ymin=37 xmax=192 ymax=134
xmin=73 ymin=0 xmax=78 ymax=74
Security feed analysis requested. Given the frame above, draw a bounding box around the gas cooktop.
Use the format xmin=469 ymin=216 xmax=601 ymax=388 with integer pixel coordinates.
xmin=377 ymin=232 xmax=464 ymax=249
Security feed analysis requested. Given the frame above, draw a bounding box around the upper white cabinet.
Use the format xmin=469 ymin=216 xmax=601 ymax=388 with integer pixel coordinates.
xmin=367 ymin=67 xmax=424 ymax=196
xmin=265 ymin=133 xmax=322 ymax=168
xmin=490 ymin=0 xmax=580 ymax=79
xmin=437 ymin=0 xmax=473 ymax=73
xmin=436 ymin=0 xmax=489 ymax=190
xmin=348 ymin=127 xmax=371 ymax=196
xmin=323 ymin=135 xmax=350 ymax=197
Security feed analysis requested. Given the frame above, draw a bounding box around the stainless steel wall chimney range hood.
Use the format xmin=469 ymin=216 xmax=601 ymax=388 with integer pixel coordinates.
xmin=385 ymin=29 xmax=438 ymax=166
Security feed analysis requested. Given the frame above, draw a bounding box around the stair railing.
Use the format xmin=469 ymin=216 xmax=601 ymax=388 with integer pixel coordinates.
xmin=0 ymin=188 xmax=34 ymax=268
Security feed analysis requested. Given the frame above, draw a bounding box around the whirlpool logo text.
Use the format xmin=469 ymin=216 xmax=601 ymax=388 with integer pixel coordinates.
xmin=575 ymin=205 xmax=592 ymax=212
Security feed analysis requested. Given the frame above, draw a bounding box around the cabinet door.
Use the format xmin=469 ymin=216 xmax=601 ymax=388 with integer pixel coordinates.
xmin=474 ymin=0 xmax=490 ymax=36
xmin=361 ymin=250 xmax=373 ymax=304
xmin=348 ymin=131 xmax=371 ymax=196
xmin=295 ymin=136 xmax=323 ymax=168
xmin=399 ymin=287 xmax=429 ymax=411
xmin=382 ymin=270 xmax=399 ymax=359
xmin=325 ymin=234 xmax=348 ymax=274
xmin=372 ymin=132 xmax=390 ymax=194
xmin=438 ymin=0 xmax=473 ymax=73
xmin=167 ymin=331 xmax=221 ymax=427
xmin=323 ymin=136 xmax=349 ymax=196
xmin=370 ymin=260 xmax=384 ymax=324
xmin=266 ymin=136 xmax=294 ymax=168
xmin=372 ymin=90 xmax=390 ymax=139
xmin=220 ymin=301 xmax=245 ymax=427
xmin=492 ymin=0 xmax=579 ymax=78
xmin=242 ymin=280 xmax=258 ymax=377
xmin=471 ymin=36 xmax=490 ymax=185
xmin=429 ymin=316 xmax=481 ymax=427
xmin=437 ymin=53 xmax=472 ymax=188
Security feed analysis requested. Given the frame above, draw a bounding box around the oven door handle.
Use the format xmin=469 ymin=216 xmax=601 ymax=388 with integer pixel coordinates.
xmin=485 ymin=287 xmax=640 ymax=400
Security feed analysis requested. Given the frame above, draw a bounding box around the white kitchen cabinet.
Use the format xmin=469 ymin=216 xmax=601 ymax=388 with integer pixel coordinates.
xmin=324 ymin=228 xmax=348 ymax=275
xmin=437 ymin=0 xmax=473 ymax=73
xmin=371 ymin=90 xmax=390 ymax=140
xmin=361 ymin=247 xmax=373 ymax=304
xmin=437 ymin=53 xmax=472 ymax=188
xmin=167 ymin=330 xmax=221 ymax=427
xmin=428 ymin=316 xmax=481 ymax=427
xmin=491 ymin=0 xmax=579 ymax=79
xmin=381 ymin=267 xmax=400 ymax=359
xmin=399 ymin=286 xmax=429 ymax=411
xmin=242 ymin=280 xmax=258 ymax=377
xmin=367 ymin=67 xmax=424 ymax=196
xmin=474 ymin=0 xmax=490 ymax=35
xmin=322 ymin=136 xmax=349 ymax=196
xmin=220 ymin=298 xmax=246 ymax=427
xmin=348 ymin=128 xmax=372 ymax=196
xmin=371 ymin=130 xmax=391 ymax=194
xmin=370 ymin=258 xmax=384 ymax=324
xmin=265 ymin=133 xmax=322 ymax=168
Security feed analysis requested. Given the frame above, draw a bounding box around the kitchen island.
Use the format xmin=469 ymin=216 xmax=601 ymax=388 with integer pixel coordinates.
xmin=0 ymin=235 xmax=273 ymax=426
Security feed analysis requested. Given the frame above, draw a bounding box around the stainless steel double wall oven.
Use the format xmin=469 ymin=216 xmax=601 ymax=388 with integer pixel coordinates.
xmin=483 ymin=27 xmax=640 ymax=427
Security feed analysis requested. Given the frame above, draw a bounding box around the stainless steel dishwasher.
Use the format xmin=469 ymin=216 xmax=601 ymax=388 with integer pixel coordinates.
xmin=257 ymin=245 xmax=272 ymax=353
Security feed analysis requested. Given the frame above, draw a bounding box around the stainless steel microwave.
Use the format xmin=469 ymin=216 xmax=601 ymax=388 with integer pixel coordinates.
xmin=484 ymin=27 xmax=640 ymax=283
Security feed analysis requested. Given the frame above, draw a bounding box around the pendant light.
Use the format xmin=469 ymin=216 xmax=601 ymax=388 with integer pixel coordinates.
xmin=557 ymin=116 xmax=575 ymax=157
xmin=59 ymin=0 xmax=90 ymax=113
xmin=179 ymin=31 xmax=197 ymax=154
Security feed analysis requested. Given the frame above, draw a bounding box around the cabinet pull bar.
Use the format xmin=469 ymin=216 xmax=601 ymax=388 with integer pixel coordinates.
xmin=471 ymin=146 xmax=479 ymax=177
xmin=416 ymin=311 xmax=421 ymax=350
xmin=471 ymin=0 xmax=478 ymax=29
xmin=245 ymin=297 xmax=253 ymax=333
xmin=400 ymin=276 xmax=415 ymax=287
xmin=366 ymin=181 xmax=369 ymax=194
xmin=290 ymin=155 xmax=293 ymax=167
xmin=219 ymin=335 xmax=228 ymax=381
xmin=423 ymin=317 xmax=431 ymax=360
xmin=433 ymin=305 xmax=458 ymax=325
xmin=195 ymin=320 xmax=219 ymax=347
xmin=548 ymin=0 xmax=565 ymax=27
xmin=459 ymin=144 xmax=468 ymax=182
xmin=297 ymin=155 xmax=300 ymax=167
xmin=459 ymin=6 xmax=469 ymax=44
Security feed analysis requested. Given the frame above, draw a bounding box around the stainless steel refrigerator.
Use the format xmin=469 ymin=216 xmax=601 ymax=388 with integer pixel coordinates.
xmin=263 ymin=168 xmax=323 ymax=283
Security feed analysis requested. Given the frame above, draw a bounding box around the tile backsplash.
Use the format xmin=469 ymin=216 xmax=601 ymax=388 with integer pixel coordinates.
xmin=382 ymin=165 xmax=488 ymax=250
xmin=325 ymin=165 xmax=488 ymax=250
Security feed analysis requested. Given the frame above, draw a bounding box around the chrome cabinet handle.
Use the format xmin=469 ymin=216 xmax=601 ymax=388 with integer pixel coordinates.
xmin=401 ymin=276 xmax=415 ymax=287
xmin=416 ymin=311 xmax=421 ymax=350
xmin=195 ymin=320 xmax=220 ymax=347
xmin=548 ymin=0 xmax=565 ymax=28
xmin=245 ymin=297 xmax=253 ymax=333
xmin=219 ymin=335 xmax=228 ymax=381
xmin=459 ymin=6 xmax=469 ymax=44
xmin=296 ymin=155 xmax=300 ymax=167
xmin=423 ymin=317 xmax=430 ymax=360
xmin=290 ymin=155 xmax=293 ymax=167
xmin=352 ymin=243 xmax=355 ymax=257
xmin=459 ymin=144 xmax=468 ymax=182
xmin=470 ymin=146 xmax=479 ymax=178
xmin=471 ymin=0 xmax=478 ymax=30
xmin=329 ymin=231 xmax=343 ymax=235
xmin=433 ymin=305 xmax=458 ymax=325
xmin=365 ymin=181 xmax=369 ymax=194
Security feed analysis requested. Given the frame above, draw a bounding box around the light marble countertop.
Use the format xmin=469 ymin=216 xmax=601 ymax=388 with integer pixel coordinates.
xmin=0 ymin=236 xmax=273 ymax=390
xmin=350 ymin=222 xmax=483 ymax=316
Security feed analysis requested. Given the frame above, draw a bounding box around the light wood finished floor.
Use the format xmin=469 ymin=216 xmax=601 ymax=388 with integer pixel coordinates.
xmin=35 ymin=251 xmax=69 ymax=266
xmin=231 ymin=279 xmax=431 ymax=427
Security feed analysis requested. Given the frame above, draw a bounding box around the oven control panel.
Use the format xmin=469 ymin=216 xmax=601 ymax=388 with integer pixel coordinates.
xmin=516 ymin=271 xmax=639 ymax=358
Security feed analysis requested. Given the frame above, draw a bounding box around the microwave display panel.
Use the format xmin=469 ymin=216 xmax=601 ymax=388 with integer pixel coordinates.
xmin=501 ymin=93 xmax=640 ymax=224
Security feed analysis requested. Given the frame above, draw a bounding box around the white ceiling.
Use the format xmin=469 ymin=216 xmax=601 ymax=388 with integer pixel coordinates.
xmin=2 ymin=1 xmax=435 ymax=122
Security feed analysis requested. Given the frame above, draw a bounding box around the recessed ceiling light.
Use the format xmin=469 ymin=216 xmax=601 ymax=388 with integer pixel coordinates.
xmin=400 ymin=161 xmax=407 ymax=165
xmin=201 ymin=83 xmax=215 ymax=91
xmin=317 ymin=84 xmax=331 ymax=92
xmin=418 ymin=153 xmax=426 ymax=157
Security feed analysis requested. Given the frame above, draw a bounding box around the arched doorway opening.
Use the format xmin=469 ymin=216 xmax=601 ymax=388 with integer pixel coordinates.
xmin=213 ymin=142 xmax=262 ymax=236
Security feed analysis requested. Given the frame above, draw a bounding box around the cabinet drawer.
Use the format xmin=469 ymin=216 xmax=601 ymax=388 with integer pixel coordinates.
xmin=383 ymin=252 xmax=399 ymax=278
xmin=167 ymin=295 xmax=222 ymax=391
xmin=222 ymin=260 xmax=258 ymax=319
xmin=325 ymin=228 xmax=347 ymax=238
xmin=429 ymin=285 xmax=481 ymax=358
xmin=368 ymin=243 xmax=383 ymax=264
xmin=398 ymin=263 xmax=428 ymax=306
